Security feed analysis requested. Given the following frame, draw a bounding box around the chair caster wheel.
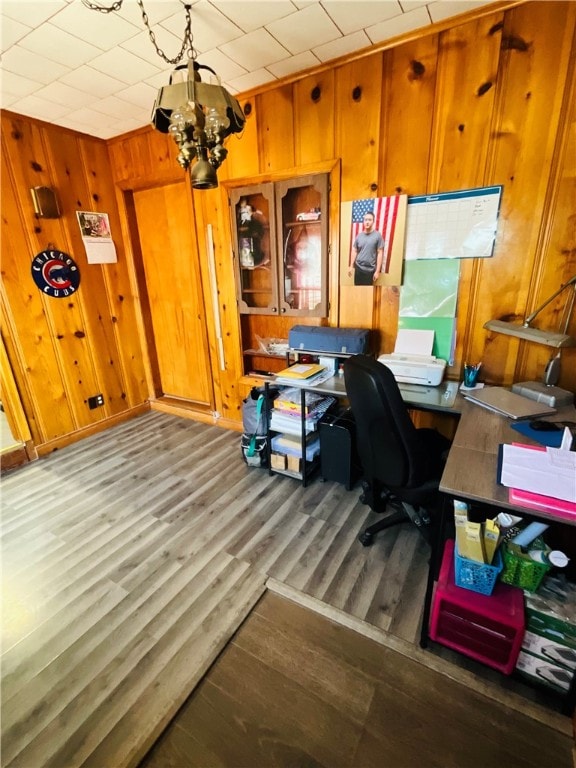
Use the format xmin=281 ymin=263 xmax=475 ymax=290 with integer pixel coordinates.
xmin=358 ymin=532 xmax=373 ymax=546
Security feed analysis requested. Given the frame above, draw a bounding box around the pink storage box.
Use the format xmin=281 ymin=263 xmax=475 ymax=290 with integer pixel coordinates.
xmin=430 ymin=539 xmax=525 ymax=674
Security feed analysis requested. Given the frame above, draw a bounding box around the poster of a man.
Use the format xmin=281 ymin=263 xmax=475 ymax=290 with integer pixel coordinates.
xmin=340 ymin=195 xmax=408 ymax=288
xmin=348 ymin=211 xmax=385 ymax=285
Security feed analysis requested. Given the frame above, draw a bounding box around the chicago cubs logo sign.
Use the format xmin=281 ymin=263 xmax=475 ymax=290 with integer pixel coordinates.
xmin=31 ymin=250 xmax=80 ymax=298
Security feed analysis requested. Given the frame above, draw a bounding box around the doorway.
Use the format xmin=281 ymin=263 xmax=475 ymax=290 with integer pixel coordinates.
xmin=131 ymin=181 xmax=215 ymax=410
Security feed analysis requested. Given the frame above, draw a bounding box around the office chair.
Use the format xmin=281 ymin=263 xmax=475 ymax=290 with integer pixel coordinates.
xmin=344 ymin=355 xmax=451 ymax=546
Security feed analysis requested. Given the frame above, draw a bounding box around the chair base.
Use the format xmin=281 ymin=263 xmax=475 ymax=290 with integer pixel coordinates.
xmin=357 ymin=482 xmax=433 ymax=546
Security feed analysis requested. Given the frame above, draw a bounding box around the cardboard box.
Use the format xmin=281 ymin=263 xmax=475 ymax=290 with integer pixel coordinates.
xmin=286 ymin=455 xmax=301 ymax=473
xmin=270 ymin=452 xmax=287 ymax=470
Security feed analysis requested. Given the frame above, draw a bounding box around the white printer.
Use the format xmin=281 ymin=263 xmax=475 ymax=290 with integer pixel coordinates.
xmin=378 ymin=329 xmax=446 ymax=386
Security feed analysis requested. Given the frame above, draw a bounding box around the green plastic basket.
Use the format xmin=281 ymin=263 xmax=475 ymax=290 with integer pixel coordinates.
xmin=500 ymin=541 xmax=551 ymax=592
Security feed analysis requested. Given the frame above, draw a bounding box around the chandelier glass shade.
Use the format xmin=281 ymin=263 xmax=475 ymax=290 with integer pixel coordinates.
xmin=82 ymin=0 xmax=245 ymax=189
xmin=151 ymin=61 xmax=245 ymax=189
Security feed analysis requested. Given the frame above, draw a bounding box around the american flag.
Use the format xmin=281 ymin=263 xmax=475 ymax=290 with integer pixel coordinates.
xmin=351 ymin=196 xmax=400 ymax=273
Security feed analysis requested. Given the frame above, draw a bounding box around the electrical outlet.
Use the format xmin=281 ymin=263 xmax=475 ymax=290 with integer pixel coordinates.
xmin=88 ymin=394 xmax=104 ymax=409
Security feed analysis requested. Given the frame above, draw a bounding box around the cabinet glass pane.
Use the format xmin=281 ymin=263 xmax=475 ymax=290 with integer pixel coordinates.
xmin=280 ymin=185 xmax=323 ymax=312
xmin=235 ymin=192 xmax=274 ymax=310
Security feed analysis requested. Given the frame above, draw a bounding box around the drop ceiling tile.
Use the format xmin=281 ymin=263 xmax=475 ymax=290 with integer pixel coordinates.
xmin=49 ymin=2 xmax=140 ymax=50
xmin=1 ymin=1 xmax=68 ymax=27
xmin=87 ymin=48 xmax=162 ymax=85
xmin=321 ymin=0 xmax=402 ymax=35
xmin=18 ymin=22 xmax=103 ymax=68
xmin=120 ymin=25 xmax=186 ymax=67
xmin=1 ymin=15 xmax=32 ymax=50
xmin=144 ymin=67 xmax=178 ymax=90
xmin=1 ymin=46 xmax=71 ymax=85
xmin=313 ymin=30 xmax=372 ymax=64
xmin=195 ymin=49 xmax=247 ymax=82
xmin=32 ymin=81 xmax=95 ymax=109
xmin=1 ymin=70 xmax=42 ymax=98
xmin=116 ymin=82 xmax=158 ymax=109
xmin=266 ymin=4 xmax=341 ymax=55
xmin=227 ymin=67 xmax=277 ymax=93
xmin=9 ymin=93 xmax=71 ymax=120
xmin=215 ymin=1 xmax=297 ymax=34
xmin=92 ymin=94 xmax=150 ymax=121
xmin=160 ymin=1 xmax=243 ymax=53
xmin=399 ymin=0 xmax=428 ymax=9
xmin=0 ymin=92 xmax=19 ymax=109
xmin=59 ymin=65 xmax=128 ymax=99
xmin=366 ymin=6 xmax=431 ymax=44
xmin=58 ymin=105 xmax=117 ymax=128
xmin=220 ymin=28 xmax=290 ymax=70
xmin=266 ymin=51 xmax=321 ymax=80
xmin=116 ymin=0 xmax=184 ymax=29
xmin=428 ymin=0 xmax=495 ymax=24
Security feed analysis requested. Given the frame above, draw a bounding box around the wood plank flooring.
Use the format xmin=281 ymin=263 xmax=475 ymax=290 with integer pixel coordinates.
xmin=141 ymin=591 xmax=573 ymax=768
xmin=0 ymin=411 xmax=571 ymax=767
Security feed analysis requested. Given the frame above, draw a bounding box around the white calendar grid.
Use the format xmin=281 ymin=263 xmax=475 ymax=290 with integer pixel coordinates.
xmin=404 ymin=186 xmax=502 ymax=260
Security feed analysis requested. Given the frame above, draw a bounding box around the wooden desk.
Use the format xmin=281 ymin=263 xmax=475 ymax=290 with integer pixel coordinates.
xmin=422 ymin=399 xmax=576 ymax=714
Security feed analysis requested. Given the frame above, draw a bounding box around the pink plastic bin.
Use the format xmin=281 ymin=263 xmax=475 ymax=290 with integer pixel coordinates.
xmin=430 ymin=539 xmax=525 ymax=674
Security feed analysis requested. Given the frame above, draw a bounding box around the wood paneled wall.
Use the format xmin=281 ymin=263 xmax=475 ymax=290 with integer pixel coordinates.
xmin=1 ymin=117 xmax=150 ymax=453
xmin=1 ymin=1 xmax=575 ymax=454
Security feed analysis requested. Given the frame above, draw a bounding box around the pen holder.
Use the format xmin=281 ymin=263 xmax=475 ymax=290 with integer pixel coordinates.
xmin=463 ymin=364 xmax=480 ymax=388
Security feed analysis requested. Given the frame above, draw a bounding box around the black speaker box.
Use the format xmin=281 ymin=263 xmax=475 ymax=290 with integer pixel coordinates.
xmin=319 ymin=409 xmax=361 ymax=490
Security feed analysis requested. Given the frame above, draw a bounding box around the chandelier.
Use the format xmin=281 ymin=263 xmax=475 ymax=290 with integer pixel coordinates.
xmin=82 ymin=0 xmax=245 ymax=189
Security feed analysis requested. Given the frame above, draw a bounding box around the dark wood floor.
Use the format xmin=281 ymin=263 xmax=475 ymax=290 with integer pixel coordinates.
xmin=141 ymin=591 xmax=573 ymax=768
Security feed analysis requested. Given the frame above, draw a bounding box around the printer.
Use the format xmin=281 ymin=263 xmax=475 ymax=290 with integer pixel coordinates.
xmin=378 ymin=329 xmax=446 ymax=386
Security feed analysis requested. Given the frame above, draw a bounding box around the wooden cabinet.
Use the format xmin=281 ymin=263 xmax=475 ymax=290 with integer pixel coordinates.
xmin=230 ymin=174 xmax=329 ymax=317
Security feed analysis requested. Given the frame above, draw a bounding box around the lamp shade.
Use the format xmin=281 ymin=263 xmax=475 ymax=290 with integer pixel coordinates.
xmin=483 ymin=320 xmax=576 ymax=348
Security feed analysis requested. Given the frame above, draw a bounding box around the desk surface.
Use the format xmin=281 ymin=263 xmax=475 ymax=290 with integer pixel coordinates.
xmin=287 ymin=375 xmax=463 ymax=415
xmin=440 ymin=400 xmax=576 ymax=524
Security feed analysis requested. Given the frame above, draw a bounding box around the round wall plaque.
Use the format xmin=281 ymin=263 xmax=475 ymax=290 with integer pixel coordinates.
xmin=31 ymin=249 xmax=80 ymax=298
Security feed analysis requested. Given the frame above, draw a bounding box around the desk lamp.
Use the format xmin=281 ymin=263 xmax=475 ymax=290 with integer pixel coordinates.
xmin=483 ymin=276 xmax=576 ymax=407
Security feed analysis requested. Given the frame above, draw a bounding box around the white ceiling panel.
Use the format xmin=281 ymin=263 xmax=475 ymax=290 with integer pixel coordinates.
xmin=1 ymin=1 xmax=69 ymax=27
xmin=367 ymin=6 xmax=433 ymax=44
xmin=10 ymin=93 xmax=72 ymax=120
xmin=227 ymin=67 xmax=277 ymax=94
xmin=32 ymin=80 xmax=95 ymax=109
xmin=1 ymin=46 xmax=71 ymax=85
xmin=0 ymin=0 xmax=498 ymax=140
xmin=220 ymin=28 xmax=290 ymax=71
xmin=266 ymin=50 xmax=320 ymax=80
xmin=266 ymin=5 xmax=341 ymax=56
xmin=0 ymin=16 xmax=32 ymax=49
xmin=87 ymin=47 xmax=162 ymax=84
xmin=160 ymin=1 xmax=243 ymax=53
xmin=18 ymin=22 xmax=103 ymax=67
xmin=49 ymin=2 xmax=140 ymax=49
xmin=313 ymin=30 xmax=372 ymax=64
xmin=321 ymin=0 xmax=403 ymax=36
xmin=2 ymin=70 xmax=42 ymax=98
xmin=59 ymin=65 xmax=129 ymax=98
xmin=215 ymin=1 xmax=297 ymax=34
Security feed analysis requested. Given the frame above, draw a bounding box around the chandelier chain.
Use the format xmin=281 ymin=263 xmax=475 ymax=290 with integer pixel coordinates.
xmin=81 ymin=0 xmax=195 ymax=65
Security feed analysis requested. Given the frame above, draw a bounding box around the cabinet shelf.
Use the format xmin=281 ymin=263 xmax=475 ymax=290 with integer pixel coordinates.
xmin=285 ymin=220 xmax=321 ymax=227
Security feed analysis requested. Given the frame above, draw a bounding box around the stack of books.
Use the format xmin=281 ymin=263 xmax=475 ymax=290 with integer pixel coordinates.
xmin=270 ymin=388 xmax=336 ymax=436
xmin=274 ymin=363 xmax=331 ymax=387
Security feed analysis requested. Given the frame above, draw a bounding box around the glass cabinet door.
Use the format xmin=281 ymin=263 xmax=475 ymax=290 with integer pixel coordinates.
xmin=230 ymin=183 xmax=279 ymax=314
xmin=275 ymin=174 xmax=328 ymax=317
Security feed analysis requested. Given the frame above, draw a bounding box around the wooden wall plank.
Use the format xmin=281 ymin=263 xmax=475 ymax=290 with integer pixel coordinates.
xmin=475 ymin=0 xmax=576 ymax=387
xmin=257 ymin=86 xmax=295 ymax=173
xmin=294 ymin=70 xmax=336 ymax=166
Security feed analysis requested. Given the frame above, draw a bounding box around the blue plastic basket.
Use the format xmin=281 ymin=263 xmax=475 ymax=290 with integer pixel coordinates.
xmin=454 ymin=546 xmax=503 ymax=596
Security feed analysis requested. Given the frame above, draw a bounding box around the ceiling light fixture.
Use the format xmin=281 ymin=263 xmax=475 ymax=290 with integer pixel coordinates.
xmin=82 ymin=0 xmax=245 ymax=189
